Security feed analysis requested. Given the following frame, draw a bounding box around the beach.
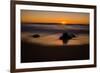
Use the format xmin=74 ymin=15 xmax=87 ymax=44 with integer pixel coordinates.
xmin=21 ymin=24 xmax=89 ymax=63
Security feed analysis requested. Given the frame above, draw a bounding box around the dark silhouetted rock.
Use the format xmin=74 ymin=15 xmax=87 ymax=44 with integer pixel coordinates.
xmin=59 ymin=32 xmax=76 ymax=45
xmin=70 ymin=33 xmax=76 ymax=38
xmin=32 ymin=34 xmax=40 ymax=38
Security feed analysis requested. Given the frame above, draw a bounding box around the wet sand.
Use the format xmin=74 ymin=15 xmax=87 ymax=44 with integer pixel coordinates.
xmin=21 ymin=32 xmax=89 ymax=46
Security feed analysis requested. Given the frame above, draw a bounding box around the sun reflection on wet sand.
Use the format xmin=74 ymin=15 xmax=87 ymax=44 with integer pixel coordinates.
xmin=21 ymin=32 xmax=89 ymax=46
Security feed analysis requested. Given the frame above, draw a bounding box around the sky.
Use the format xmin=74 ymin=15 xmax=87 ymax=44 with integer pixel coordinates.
xmin=21 ymin=10 xmax=89 ymax=25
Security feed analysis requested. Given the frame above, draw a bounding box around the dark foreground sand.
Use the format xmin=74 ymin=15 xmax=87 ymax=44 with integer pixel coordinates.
xmin=21 ymin=41 xmax=89 ymax=63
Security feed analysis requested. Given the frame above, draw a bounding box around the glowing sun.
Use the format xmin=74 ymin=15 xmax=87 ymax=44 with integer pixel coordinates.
xmin=61 ymin=21 xmax=67 ymax=24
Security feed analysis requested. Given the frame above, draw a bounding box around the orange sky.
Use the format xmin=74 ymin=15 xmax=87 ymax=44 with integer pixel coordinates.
xmin=21 ymin=10 xmax=89 ymax=25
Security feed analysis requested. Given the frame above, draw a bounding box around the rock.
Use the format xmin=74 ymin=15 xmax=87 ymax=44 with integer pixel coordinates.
xmin=32 ymin=34 xmax=40 ymax=38
xmin=59 ymin=32 xmax=76 ymax=44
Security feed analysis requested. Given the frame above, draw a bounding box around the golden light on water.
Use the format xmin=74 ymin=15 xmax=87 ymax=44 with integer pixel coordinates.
xmin=21 ymin=32 xmax=89 ymax=46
